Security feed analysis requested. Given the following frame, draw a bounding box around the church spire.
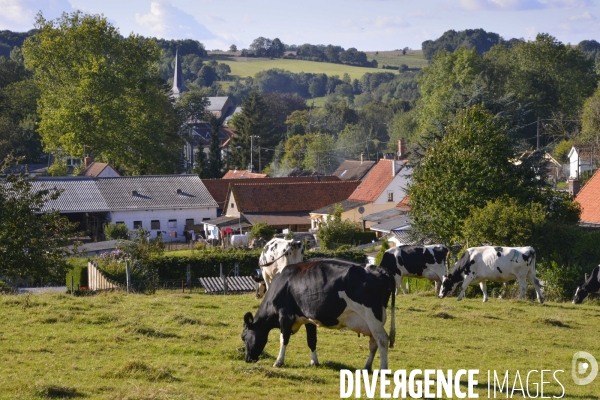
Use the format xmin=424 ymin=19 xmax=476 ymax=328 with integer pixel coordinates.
xmin=171 ymin=48 xmax=188 ymax=100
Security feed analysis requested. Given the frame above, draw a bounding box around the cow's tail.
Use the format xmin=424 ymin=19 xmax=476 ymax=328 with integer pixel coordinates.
xmin=389 ymin=285 xmax=396 ymax=348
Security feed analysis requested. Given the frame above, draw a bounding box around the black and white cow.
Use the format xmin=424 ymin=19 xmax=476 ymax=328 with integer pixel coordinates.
xmin=439 ymin=246 xmax=543 ymax=303
xmin=241 ymin=258 xmax=399 ymax=371
xmin=379 ymin=245 xmax=449 ymax=294
xmin=257 ymin=238 xmax=304 ymax=297
xmin=572 ymin=266 xmax=600 ymax=304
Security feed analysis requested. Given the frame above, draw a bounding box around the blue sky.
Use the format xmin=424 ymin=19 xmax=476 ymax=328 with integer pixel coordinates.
xmin=1 ymin=0 xmax=599 ymax=50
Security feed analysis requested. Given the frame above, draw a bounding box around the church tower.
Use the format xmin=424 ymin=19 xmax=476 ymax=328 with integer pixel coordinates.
xmin=171 ymin=49 xmax=188 ymax=100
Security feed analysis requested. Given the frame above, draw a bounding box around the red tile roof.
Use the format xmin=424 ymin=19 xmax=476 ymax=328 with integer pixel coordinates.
xmin=222 ymin=170 xmax=268 ymax=179
xmin=396 ymin=196 xmax=410 ymax=211
xmin=576 ymin=169 xmax=600 ymax=224
xmin=202 ymin=176 xmax=341 ymax=209
xmin=225 ymin=181 xmax=360 ymax=214
xmin=348 ymin=159 xmax=403 ymax=202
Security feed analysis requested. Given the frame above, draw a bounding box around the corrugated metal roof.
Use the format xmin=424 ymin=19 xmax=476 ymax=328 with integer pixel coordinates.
xmin=34 ymin=177 xmax=109 ymax=213
xmin=97 ymin=175 xmax=217 ymax=210
xmin=360 ymin=207 xmax=405 ymax=222
xmin=369 ymin=215 xmax=412 ymax=233
xmin=33 ymin=175 xmax=217 ymax=213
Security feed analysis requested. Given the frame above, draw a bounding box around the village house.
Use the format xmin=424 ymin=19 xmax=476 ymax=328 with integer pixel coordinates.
xmin=77 ymin=157 xmax=120 ymax=178
xmin=202 ymin=180 xmax=359 ymax=239
xmin=309 ymin=158 xmax=411 ymax=230
xmin=568 ymin=144 xmax=599 ymax=180
xmin=332 ymin=159 xmax=375 ymax=181
xmin=34 ymin=175 xmax=217 ymax=242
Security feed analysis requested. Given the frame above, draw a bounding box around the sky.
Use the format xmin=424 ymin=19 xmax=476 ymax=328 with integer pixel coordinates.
xmin=1 ymin=0 xmax=599 ymax=51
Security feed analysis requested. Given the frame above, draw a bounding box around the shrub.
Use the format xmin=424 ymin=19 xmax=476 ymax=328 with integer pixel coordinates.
xmin=375 ymin=240 xmax=390 ymax=266
xmin=352 ymin=231 xmax=377 ymax=245
xmin=317 ymin=204 xmax=361 ymax=250
xmin=249 ymin=222 xmax=276 ymax=241
xmin=65 ymin=258 xmax=88 ymax=288
xmin=104 ymin=222 xmax=130 ymax=240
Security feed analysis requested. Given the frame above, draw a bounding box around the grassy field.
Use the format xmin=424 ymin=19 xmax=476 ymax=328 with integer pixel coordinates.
xmin=0 ymin=290 xmax=598 ymax=399
xmin=365 ymin=50 xmax=428 ymax=70
xmin=207 ymin=55 xmax=394 ymax=80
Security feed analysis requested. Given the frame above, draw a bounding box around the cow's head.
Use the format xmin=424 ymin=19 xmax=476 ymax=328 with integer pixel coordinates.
xmin=572 ymin=286 xmax=589 ymax=304
xmin=439 ymin=275 xmax=457 ymax=299
xmin=241 ymin=312 xmax=268 ymax=363
xmin=287 ymin=240 xmax=304 ymax=263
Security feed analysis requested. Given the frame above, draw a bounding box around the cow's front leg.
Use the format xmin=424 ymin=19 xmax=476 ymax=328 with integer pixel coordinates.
xmin=305 ymin=324 xmax=319 ymax=367
xmin=457 ymin=276 xmax=472 ymax=301
xmin=274 ymin=316 xmax=293 ymax=367
xmin=261 ymin=268 xmax=271 ymax=292
xmin=363 ymin=335 xmax=378 ymax=373
xmin=479 ymin=281 xmax=488 ymax=302
xmin=434 ymin=280 xmax=441 ymax=295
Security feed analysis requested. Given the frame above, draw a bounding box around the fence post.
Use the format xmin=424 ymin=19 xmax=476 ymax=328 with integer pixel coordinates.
xmin=223 ymin=275 xmax=228 ymax=295
xmin=234 ymin=263 xmax=239 ymax=277
xmin=186 ymin=264 xmax=191 ymax=289
xmin=126 ymin=260 xmax=131 ymax=294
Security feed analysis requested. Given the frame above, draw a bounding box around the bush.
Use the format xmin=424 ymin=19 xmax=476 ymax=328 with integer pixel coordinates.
xmin=375 ymin=240 xmax=390 ymax=266
xmin=249 ymin=222 xmax=276 ymax=241
xmin=146 ymin=247 xmax=366 ymax=281
xmin=104 ymin=222 xmax=130 ymax=240
xmin=352 ymin=231 xmax=377 ymax=245
xmin=317 ymin=204 xmax=361 ymax=250
xmin=65 ymin=258 xmax=88 ymax=287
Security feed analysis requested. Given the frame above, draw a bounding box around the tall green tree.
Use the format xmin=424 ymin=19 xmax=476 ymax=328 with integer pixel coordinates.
xmin=580 ymin=86 xmax=600 ymax=145
xmin=229 ymin=91 xmax=274 ymax=172
xmin=0 ymin=158 xmax=78 ymax=282
xmin=22 ymin=12 xmax=181 ymax=175
xmin=207 ymin=116 xmax=224 ymax=178
xmin=409 ymin=105 xmax=540 ymax=244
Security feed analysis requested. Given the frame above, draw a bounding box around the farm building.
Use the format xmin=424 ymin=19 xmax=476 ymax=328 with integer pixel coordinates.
xmin=332 ymin=159 xmax=375 ymax=181
xmin=33 ymin=175 xmax=217 ymax=242
xmin=568 ymin=144 xmax=599 ymax=179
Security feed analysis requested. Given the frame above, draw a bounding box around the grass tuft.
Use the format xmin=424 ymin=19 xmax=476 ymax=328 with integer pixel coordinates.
xmin=128 ymin=326 xmax=179 ymax=338
xmin=430 ymin=311 xmax=454 ymax=319
xmin=172 ymin=313 xmax=201 ymax=325
xmin=106 ymin=360 xmax=178 ymax=382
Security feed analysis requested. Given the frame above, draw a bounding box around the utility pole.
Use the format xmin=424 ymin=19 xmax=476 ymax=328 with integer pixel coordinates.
xmin=258 ymin=146 xmax=261 ymax=173
xmin=536 ymin=117 xmax=540 ymax=150
xmin=250 ymin=135 xmax=253 ymax=172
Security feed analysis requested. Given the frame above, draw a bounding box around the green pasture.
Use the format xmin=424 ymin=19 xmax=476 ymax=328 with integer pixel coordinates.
xmin=207 ymin=55 xmax=386 ymax=80
xmin=0 ymin=290 xmax=598 ymax=399
xmin=365 ymin=50 xmax=429 ymax=70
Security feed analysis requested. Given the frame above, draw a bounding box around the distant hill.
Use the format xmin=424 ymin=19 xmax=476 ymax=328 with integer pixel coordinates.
xmin=0 ymin=30 xmax=36 ymax=58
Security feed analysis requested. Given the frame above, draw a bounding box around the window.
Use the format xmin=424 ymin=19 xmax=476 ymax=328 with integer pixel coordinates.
xmin=231 ymin=203 xmax=235 ymax=209
xmin=387 ymin=192 xmax=394 ymax=202
xmin=168 ymin=219 xmax=177 ymax=229
xmin=133 ymin=221 xmax=142 ymax=229
xmin=151 ymin=220 xmax=160 ymax=230
xmin=186 ymin=219 xmax=195 ymax=228
xmin=115 ymin=221 xmax=125 ymax=225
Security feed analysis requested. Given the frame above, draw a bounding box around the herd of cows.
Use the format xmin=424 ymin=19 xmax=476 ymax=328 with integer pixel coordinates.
xmin=241 ymin=238 xmax=600 ymax=370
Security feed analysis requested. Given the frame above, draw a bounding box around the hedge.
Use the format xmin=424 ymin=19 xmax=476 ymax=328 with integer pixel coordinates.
xmin=65 ymin=258 xmax=88 ymax=288
xmin=147 ymin=248 xmax=366 ymax=281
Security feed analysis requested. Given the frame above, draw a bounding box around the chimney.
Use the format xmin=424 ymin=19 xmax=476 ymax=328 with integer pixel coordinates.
xmin=391 ymin=159 xmax=396 ymax=177
xmin=568 ymin=178 xmax=580 ymax=197
xmin=84 ymin=157 xmax=93 ymax=168
xmin=398 ymin=139 xmax=405 ymax=159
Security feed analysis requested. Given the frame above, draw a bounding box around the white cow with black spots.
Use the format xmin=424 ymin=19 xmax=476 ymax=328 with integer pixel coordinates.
xmin=439 ymin=246 xmax=543 ymax=303
xmin=256 ymin=238 xmax=304 ymax=298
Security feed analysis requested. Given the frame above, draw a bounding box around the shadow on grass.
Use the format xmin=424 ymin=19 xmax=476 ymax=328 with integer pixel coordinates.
xmin=320 ymin=361 xmax=356 ymax=371
xmin=34 ymin=384 xmax=85 ymax=398
xmin=535 ymin=318 xmax=571 ymax=328
xmin=129 ymin=326 xmax=180 ymax=338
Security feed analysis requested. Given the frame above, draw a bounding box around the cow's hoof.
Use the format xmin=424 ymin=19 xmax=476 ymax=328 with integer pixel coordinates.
xmin=310 ymin=361 xmax=319 ymax=367
xmin=273 ymin=361 xmax=284 ymax=368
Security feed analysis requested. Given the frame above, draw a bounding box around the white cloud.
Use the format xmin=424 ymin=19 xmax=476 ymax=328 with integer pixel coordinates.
xmin=569 ymin=10 xmax=595 ymax=20
xmin=460 ymin=0 xmax=590 ymax=10
xmin=374 ymin=16 xmax=408 ymax=28
xmin=0 ymin=0 xmax=73 ymax=30
xmin=135 ymin=1 xmax=215 ymax=40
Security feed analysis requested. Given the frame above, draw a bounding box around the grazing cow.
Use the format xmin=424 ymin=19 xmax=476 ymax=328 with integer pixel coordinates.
xmin=379 ymin=245 xmax=449 ymax=294
xmin=257 ymin=238 xmax=304 ymax=295
xmin=439 ymin=246 xmax=543 ymax=303
xmin=241 ymin=258 xmax=398 ymax=371
xmin=572 ymin=266 xmax=600 ymax=304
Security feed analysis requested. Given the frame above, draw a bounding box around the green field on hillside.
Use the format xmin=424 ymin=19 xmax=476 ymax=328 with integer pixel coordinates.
xmin=207 ymin=55 xmax=397 ymax=80
xmin=365 ymin=50 xmax=429 ymax=70
xmin=0 ymin=290 xmax=597 ymax=399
